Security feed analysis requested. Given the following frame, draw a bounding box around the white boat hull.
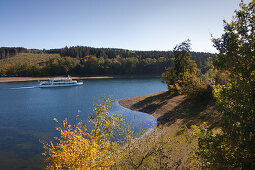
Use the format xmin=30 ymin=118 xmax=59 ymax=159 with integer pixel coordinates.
xmin=39 ymin=82 xmax=83 ymax=88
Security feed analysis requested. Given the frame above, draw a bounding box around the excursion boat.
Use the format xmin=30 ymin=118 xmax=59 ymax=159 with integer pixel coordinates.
xmin=39 ymin=76 xmax=83 ymax=88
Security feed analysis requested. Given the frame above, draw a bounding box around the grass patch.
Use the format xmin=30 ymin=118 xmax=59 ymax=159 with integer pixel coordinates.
xmin=118 ymin=91 xmax=220 ymax=168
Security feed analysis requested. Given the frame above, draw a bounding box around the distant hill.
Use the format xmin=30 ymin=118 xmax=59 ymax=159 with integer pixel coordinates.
xmin=0 ymin=46 xmax=215 ymax=77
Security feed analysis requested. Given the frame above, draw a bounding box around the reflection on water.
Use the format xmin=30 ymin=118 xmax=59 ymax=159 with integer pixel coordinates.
xmin=0 ymin=78 xmax=167 ymax=169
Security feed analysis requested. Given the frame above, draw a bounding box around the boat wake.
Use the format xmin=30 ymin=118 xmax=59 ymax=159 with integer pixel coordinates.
xmin=1 ymin=86 xmax=37 ymax=90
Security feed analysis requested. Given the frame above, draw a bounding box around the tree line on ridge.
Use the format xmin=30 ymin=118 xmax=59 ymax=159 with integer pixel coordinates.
xmin=0 ymin=46 xmax=214 ymax=76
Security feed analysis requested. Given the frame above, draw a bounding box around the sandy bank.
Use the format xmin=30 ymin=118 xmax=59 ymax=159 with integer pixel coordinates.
xmin=119 ymin=91 xmax=186 ymax=125
xmin=118 ymin=91 xmax=218 ymax=168
xmin=0 ymin=75 xmax=160 ymax=83
xmin=119 ymin=91 xmax=218 ymax=127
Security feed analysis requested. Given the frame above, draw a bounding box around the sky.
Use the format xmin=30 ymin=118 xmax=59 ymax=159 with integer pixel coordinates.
xmin=0 ymin=0 xmax=251 ymax=53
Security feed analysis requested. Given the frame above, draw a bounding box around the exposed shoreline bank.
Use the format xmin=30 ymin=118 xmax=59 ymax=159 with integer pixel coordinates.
xmin=118 ymin=91 xmax=218 ymax=168
xmin=119 ymin=91 xmax=187 ymax=125
xmin=0 ymin=75 xmax=160 ymax=83
xmin=119 ymin=91 xmax=217 ymax=127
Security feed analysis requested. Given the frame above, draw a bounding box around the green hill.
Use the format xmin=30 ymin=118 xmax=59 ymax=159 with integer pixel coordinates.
xmin=0 ymin=46 xmax=214 ymax=77
xmin=0 ymin=53 xmax=61 ymax=66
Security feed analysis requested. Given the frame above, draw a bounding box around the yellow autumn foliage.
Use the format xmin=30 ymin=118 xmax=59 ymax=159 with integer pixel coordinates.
xmin=42 ymin=121 xmax=117 ymax=169
xmin=42 ymin=98 xmax=122 ymax=169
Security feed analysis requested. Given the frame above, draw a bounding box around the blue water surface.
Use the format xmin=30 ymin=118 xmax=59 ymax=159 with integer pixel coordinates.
xmin=0 ymin=78 xmax=167 ymax=169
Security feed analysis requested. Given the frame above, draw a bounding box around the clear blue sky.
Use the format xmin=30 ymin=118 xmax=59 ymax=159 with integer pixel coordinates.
xmin=0 ymin=0 xmax=250 ymax=53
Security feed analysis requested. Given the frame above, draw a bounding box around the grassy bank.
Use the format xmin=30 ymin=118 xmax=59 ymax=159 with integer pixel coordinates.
xmin=118 ymin=91 xmax=220 ymax=168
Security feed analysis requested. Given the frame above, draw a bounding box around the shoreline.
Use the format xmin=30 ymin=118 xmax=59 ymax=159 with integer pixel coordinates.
xmin=0 ymin=75 xmax=160 ymax=83
xmin=118 ymin=91 xmax=186 ymax=125
xmin=118 ymin=91 xmax=218 ymax=168
xmin=119 ymin=90 xmax=218 ymax=128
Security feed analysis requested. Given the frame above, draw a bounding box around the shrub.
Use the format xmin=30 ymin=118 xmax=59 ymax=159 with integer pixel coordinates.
xmin=42 ymin=98 xmax=122 ymax=169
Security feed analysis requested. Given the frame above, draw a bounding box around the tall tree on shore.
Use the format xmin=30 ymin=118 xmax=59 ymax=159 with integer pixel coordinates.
xmin=162 ymin=40 xmax=202 ymax=96
xmin=173 ymin=39 xmax=199 ymax=76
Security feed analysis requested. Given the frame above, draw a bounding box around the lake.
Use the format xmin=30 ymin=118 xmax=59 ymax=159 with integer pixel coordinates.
xmin=0 ymin=78 xmax=167 ymax=169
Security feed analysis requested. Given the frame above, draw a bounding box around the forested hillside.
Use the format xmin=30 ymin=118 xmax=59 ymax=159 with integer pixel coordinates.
xmin=0 ymin=46 xmax=215 ymax=76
